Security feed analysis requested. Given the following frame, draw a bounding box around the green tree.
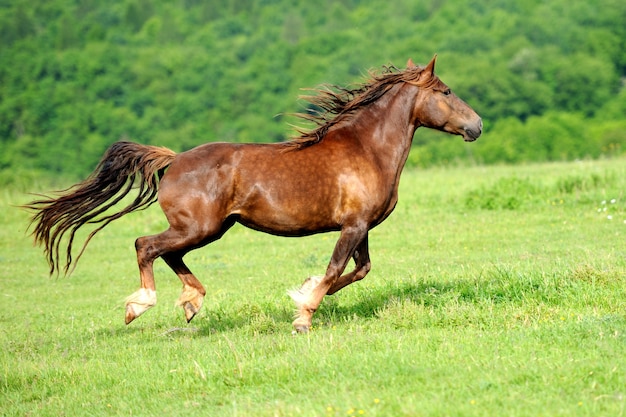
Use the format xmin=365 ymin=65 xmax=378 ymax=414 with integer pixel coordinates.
xmin=1 ymin=0 xmax=625 ymax=179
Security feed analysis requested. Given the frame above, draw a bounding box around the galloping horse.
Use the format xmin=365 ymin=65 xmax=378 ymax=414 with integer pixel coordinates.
xmin=25 ymin=56 xmax=482 ymax=332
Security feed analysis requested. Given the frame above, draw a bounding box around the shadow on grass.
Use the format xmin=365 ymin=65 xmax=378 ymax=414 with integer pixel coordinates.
xmin=93 ymin=283 xmax=446 ymax=337
xmin=317 ymin=278 xmax=491 ymax=323
xmin=192 ymin=270 xmax=542 ymax=334
xmin=102 ymin=266 xmax=610 ymax=336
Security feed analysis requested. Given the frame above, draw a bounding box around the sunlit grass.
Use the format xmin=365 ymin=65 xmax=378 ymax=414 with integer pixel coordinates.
xmin=2 ymin=157 xmax=626 ymax=416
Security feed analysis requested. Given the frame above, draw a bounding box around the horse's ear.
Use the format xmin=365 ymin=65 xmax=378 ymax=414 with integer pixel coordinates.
xmin=424 ymin=54 xmax=437 ymax=76
xmin=407 ymin=58 xmax=416 ymax=68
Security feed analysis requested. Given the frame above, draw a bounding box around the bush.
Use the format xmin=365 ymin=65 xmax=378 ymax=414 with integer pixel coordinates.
xmin=464 ymin=177 xmax=540 ymax=210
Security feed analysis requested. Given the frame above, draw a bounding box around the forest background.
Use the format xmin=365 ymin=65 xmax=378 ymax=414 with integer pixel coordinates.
xmin=1 ymin=0 xmax=625 ymax=182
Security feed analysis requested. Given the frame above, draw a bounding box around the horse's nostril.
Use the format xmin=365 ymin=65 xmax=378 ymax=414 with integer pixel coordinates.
xmin=469 ymin=119 xmax=483 ymax=139
xmin=463 ymin=123 xmax=482 ymax=141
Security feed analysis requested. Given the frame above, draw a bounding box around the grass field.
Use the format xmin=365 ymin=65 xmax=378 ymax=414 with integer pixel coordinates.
xmin=1 ymin=157 xmax=626 ymax=416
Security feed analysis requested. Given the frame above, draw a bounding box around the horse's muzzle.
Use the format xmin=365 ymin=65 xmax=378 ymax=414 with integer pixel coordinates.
xmin=463 ymin=119 xmax=482 ymax=142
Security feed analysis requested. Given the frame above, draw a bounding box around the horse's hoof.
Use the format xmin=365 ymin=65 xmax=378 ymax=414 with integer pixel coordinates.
xmin=292 ymin=325 xmax=309 ymax=334
xmin=182 ymin=302 xmax=199 ymax=323
xmin=292 ymin=318 xmax=311 ymax=333
xmin=125 ymin=305 xmax=137 ymax=325
xmin=177 ymin=287 xmax=204 ymax=323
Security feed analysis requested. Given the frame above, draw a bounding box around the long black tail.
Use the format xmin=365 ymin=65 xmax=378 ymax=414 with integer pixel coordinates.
xmin=23 ymin=141 xmax=177 ymax=275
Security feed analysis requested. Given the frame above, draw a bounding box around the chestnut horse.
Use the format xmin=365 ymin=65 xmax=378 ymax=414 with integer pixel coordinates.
xmin=25 ymin=56 xmax=481 ymax=332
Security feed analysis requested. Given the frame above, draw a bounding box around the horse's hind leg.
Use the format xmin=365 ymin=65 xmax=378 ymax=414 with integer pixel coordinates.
xmin=125 ymin=230 xmax=169 ymax=324
xmin=125 ymin=229 xmax=198 ymax=324
xmin=162 ymin=253 xmax=206 ymax=322
xmin=163 ymin=217 xmax=235 ymax=322
xmin=126 ymin=227 xmax=201 ymax=324
xmin=125 ymin=212 xmax=234 ymax=324
xmin=125 ymin=234 xmax=161 ymax=324
xmin=126 ymin=227 xmax=200 ymax=324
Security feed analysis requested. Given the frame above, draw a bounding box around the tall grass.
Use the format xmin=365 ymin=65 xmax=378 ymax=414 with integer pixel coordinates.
xmin=2 ymin=157 xmax=626 ymax=416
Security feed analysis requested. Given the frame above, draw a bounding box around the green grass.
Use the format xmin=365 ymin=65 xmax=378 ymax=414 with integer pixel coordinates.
xmin=2 ymin=157 xmax=626 ymax=416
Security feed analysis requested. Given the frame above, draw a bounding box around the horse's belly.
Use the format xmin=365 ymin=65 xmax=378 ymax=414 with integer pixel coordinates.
xmin=235 ymin=194 xmax=342 ymax=237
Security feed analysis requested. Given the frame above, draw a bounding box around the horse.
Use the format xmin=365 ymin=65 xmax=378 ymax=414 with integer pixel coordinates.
xmin=24 ymin=56 xmax=482 ymax=333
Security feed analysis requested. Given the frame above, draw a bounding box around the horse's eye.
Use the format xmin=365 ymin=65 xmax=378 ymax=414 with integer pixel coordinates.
xmin=443 ymin=89 xmax=451 ymax=96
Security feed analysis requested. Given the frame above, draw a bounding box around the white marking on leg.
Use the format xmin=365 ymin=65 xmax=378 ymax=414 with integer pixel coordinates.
xmin=288 ymin=275 xmax=323 ymax=309
xmin=176 ymin=285 xmax=202 ymax=306
xmin=125 ymin=288 xmax=157 ymax=318
xmin=176 ymin=285 xmax=205 ymax=322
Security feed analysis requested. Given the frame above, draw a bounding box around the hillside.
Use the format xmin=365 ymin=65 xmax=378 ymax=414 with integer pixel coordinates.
xmin=1 ymin=0 xmax=625 ymax=179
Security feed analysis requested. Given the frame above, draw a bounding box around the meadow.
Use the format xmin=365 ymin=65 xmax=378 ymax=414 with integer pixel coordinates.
xmin=1 ymin=156 xmax=625 ymax=416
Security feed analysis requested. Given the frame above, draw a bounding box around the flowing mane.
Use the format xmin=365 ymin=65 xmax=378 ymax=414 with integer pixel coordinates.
xmin=287 ymin=63 xmax=440 ymax=149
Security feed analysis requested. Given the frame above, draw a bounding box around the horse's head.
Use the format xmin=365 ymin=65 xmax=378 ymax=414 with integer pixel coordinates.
xmin=407 ymin=56 xmax=482 ymax=142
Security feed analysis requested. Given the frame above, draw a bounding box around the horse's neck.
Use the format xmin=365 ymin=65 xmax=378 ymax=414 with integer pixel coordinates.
xmin=352 ymin=84 xmax=417 ymax=173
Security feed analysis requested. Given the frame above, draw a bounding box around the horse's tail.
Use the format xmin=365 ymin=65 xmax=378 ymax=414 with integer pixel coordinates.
xmin=23 ymin=141 xmax=177 ymax=275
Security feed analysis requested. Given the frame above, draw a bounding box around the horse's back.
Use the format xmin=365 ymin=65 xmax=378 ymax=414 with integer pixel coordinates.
xmin=157 ymin=140 xmax=372 ymax=235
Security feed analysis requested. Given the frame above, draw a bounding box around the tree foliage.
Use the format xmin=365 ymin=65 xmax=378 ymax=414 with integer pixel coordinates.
xmin=1 ymin=0 xmax=625 ymax=179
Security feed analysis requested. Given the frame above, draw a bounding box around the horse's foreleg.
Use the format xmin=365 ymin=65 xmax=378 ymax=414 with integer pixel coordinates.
xmin=162 ymin=253 xmax=206 ymax=323
xmin=327 ymin=235 xmax=370 ymax=295
xmin=291 ymin=224 xmax=367 ymax=333
xmin=289 ymin=236 xmax=369 ymax=306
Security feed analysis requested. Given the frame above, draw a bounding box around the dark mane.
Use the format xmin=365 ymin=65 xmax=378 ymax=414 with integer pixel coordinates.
xmin=286 ymin=63 xmax=438 ymax=149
